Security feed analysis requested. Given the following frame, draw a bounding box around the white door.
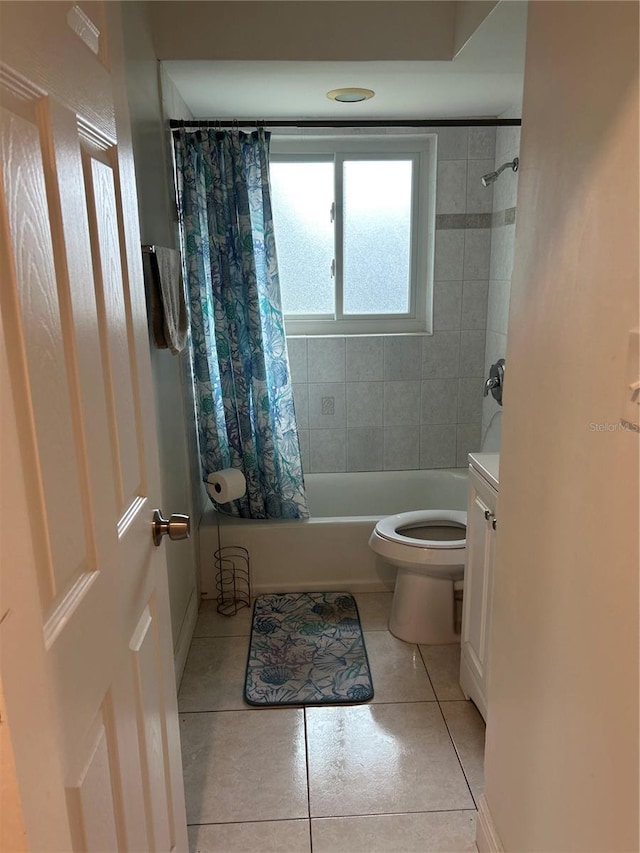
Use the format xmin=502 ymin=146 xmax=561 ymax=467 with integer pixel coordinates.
xmin=0 ymin=2 xmax=188 ymax=850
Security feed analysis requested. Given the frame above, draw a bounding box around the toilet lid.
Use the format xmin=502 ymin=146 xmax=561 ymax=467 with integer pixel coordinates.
xmin=375 ymin=510 xmax=467 ymax=550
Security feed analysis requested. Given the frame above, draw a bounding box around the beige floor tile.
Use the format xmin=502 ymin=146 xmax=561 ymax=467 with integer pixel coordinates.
xmin=188 ymin=820 xmax=311 ymax=853
xmin=355 ymin=592 xmax=394 ymax=631
xmin=306 ymin=703 xmax=474 ymax=817
xmin=180 ymin=710 xmax=308 ymax=824
xmin=441 ymin=701 xmax=486 ymax=802
xmin=311 ymin=811 xmax=477 ymax=853
xmin=194 ymin=599 xmax=253 ymax=638
xmin=418 ymin=643 xmax=465 ymax=700
xmin=178 ymin=637 xmax=251 ymax=712
xmin=364 ymin=632 xmax=436 ymax=704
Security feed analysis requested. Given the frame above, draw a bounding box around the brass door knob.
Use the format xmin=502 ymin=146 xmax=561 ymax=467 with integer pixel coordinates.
xmin=152 ymin=510 xmax=190 ymax=546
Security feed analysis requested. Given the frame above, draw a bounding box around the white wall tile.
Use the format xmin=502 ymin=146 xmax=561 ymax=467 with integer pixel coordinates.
xmin=420 ymin=424 xmax=457 ymax=468
xmin=383 ymin=426 xmax=420 ymax=470
xmin=436 ymin=160 xmax=468 ymax=214
xmin=287 ymin=337 xmax=308 ymax=383
xmin=457 ymin=378 xmax=484 ymax=423
xmin=383 ymin=336 xmax=423 ymax=380
xmin=308 ymin=382 xmax=346 ymax=429
xmin=495 ymin=125 xmax=521 ymax=169
xmin=292 ymin=383 xmax=309 ymax=429
xmin=466 ymin=160 xmax=495 ymax=214
xmin=308 ymin=337 xmax=346 ymax=382
xmin=346 ymin=382 xmax=384 ymax=427
xmin=487 ymin=280 xmax=511 ymax=335
xmin=420 ymin=379 xmax=459 ymax=424
xmin=347 ymin=427 xmax=383 ymax=472
xmin=468 ymin=126 xmax=496 ymax=160
xmin=310 ymin=429 xmax=346 ymax=472
xmin=383 ymin=380 xmax=421 ymax=426
xmin=435 ymin=230 xmax=465 ymax=281
xmin=436 ymin=127 xmax=469 ymax=161
xmin=463 ymin=229 xmax=491 ymax=279
xmin=346 ymin=336 xmax=384 ymax=381
xmin=459 ymin=331 xmax=486 ymax=378
xmin=422 ymin=331 xmax=461 ymax=379
xmin=461 ymin=281 xmax=489 ymax=330
xmin=489 ymin=224 xmax=515 ymax=281
xmin=298 ymin=429 xmax=310 ymax=473
xmin=433 ymin=281 xmax=463 ymax=331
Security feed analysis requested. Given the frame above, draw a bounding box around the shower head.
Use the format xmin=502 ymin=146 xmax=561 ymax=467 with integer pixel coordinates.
xmin=481 ymin=171 xmax=500 ymax=187
xmin=481 ymin=157 xmax=519 ymax=187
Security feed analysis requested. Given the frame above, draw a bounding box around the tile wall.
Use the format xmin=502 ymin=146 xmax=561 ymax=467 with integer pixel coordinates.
xmin=482 ymin=123 xmax=521 ymax=437
xmin=287 ymin=126 xmax=497 ymax=473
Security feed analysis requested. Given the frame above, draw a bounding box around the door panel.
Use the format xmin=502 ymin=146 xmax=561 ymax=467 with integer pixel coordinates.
xmin=130 ymin=601 xmax=174 ymax=851
xmin=0 ymin=103 xmax=91 ymax=611
xmin=82 ymin=145 xmax=146 ymax=517
xmin=0 ymin=2 xmax=188 ymax=849
xmin=65 ymin=719 xmax=123 ymax=853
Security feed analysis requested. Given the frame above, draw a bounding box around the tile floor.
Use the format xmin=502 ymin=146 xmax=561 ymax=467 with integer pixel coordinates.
xmin=179 ymin=592 xmax=486 ymax=853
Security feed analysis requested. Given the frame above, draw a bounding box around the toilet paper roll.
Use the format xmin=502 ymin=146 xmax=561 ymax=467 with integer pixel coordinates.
xmin=206 ymin=468 xmax=246 ymax=503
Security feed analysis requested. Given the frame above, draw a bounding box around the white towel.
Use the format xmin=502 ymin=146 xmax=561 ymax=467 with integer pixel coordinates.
xmin=146 ymin=246 xmax=188 ymax=354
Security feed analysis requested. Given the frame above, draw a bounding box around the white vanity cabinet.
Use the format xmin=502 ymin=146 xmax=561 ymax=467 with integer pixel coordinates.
xmin=460 ymin=453 xmax=500 ymax=722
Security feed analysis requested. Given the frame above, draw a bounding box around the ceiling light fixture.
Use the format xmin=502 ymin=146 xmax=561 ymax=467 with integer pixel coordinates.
xmin=326 ymin=87 xmax=375 ymax=103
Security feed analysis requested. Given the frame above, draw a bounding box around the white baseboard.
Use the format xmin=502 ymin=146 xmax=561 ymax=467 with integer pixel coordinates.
xmin=476 ymin=795 xmax=504 ymax=853
xmin=173 ymin=587 xmax=199 ymax=689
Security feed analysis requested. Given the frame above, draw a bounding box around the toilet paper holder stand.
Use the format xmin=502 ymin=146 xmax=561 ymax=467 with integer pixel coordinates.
xmin=206 ymin=469 xmax=251 ymax=617
xmin=213 ymin=509 xmax=251 ymax=617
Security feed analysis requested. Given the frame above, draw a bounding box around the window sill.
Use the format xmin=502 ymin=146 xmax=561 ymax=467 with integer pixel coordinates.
xmin=284 ymin=319 xmax=433 ymax=337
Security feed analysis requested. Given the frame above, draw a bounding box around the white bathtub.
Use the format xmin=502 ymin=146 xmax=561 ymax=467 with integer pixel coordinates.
xmin=199 ymin=468 xmax=469 ymax=597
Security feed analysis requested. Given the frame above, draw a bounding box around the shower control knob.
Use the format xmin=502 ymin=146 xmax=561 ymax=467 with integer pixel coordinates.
xmin=152 ymin=510 xmax=191 ymax=546
xmin=484 ymin=359 xmax=506 ymax=406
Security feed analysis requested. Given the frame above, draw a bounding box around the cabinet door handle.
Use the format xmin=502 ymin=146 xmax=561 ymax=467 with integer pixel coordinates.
xmin=484 ymin=509 xmax=492 ymax=520
xmin=492 ymin=517 xmax=497 ymax=530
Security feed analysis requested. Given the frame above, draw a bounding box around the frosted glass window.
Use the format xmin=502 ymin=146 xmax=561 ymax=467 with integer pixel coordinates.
xmin=343 ymin=160 xmax=412 ymax=314
xmin=270 ymin=161 xmax=334 ymax=315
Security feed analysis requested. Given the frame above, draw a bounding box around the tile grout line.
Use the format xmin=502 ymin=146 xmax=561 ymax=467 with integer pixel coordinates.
xmin=186 ymin=805 xmax=480 ymax=829
xmin=187 ymin=817 xmax=308 ymax=828
xmin=303 ymin=708 xmax=314 ymax=853
xmin=417 ymin=645 xmax=479 ymax=810
xmin=178 ymin=695 xmax=475 ymax=716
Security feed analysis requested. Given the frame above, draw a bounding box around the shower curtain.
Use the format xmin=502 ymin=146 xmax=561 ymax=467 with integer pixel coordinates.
xmin=173 ymin=127 xmax=308 ymax=519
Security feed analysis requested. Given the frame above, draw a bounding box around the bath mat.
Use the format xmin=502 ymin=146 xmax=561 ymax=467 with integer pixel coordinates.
xmin=244 ymin=592 xmax=374 ymax=706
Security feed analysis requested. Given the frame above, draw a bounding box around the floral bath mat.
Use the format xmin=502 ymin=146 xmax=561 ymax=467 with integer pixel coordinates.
xmin=244 ymin=592 xmax=374 ymax=706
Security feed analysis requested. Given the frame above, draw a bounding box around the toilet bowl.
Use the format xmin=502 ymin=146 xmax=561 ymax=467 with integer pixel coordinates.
xmin=368 ymin=509 xmax=467 ymax=645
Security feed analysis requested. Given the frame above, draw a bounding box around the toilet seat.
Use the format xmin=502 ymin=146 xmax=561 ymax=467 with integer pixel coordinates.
xmin=375 ymin=509 xmax=467 ymax=550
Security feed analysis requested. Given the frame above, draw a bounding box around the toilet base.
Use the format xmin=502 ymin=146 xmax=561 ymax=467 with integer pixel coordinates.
xmin=389 ymin=568 xmax=461 ymax=645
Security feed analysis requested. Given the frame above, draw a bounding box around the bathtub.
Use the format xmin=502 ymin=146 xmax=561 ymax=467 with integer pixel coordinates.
xmin=199 ymin=468 xmax=469 ymax=597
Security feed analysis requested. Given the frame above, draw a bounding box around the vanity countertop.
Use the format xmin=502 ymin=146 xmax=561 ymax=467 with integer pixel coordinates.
xmin=468 ymin=452 xmax=500 ymax=490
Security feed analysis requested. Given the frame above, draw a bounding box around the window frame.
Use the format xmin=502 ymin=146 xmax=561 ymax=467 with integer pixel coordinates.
xmin=270 ymin=134 xmax=437 ymax=336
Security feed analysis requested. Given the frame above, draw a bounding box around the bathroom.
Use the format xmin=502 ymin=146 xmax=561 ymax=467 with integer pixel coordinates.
xmin=125 ymin=2 xmax=522 ymax=842
xmin=120 ymin=1 xmax=637 ymax=850
xmin=0 ymin=2 xmax=637 ymax=851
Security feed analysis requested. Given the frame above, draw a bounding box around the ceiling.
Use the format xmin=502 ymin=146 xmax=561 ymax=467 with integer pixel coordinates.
xmin=161 ymin=1 xmax=527 ymax=120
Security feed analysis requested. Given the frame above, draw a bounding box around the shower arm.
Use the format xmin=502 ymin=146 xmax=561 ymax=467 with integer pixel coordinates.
xmin=496 ymin=157 xmax=519 ymax=177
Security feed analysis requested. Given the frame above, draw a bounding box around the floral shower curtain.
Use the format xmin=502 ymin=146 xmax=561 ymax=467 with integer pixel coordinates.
xmin=173 ymin=128 xmax=308 ymax=519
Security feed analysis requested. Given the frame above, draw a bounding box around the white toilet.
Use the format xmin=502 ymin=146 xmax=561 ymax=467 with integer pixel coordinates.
xmin=368 ymin=509 xmax=467 ymax=644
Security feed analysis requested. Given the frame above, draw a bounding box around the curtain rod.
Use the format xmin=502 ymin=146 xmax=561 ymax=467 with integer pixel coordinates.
xmin=169 ymin=118 xmax=521 ymax=130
